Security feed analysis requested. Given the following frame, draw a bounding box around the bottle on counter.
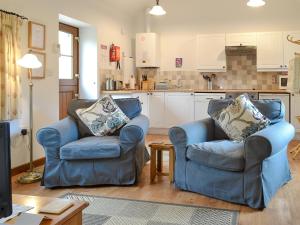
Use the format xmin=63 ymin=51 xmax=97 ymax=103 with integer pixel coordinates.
xmin=130 ymin=75 xmax=135 ymax=90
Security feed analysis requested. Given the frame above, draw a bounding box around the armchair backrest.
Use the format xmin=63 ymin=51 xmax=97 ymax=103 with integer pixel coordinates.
xmin=207 ymin=98 xmax=285 ymax=139
xmin=67 ymin=98 xmax=142 ymax=138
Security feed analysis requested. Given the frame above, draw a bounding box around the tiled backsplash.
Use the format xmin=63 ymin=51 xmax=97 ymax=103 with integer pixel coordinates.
xmin=101 ymin=52 xmax=286 ymax=90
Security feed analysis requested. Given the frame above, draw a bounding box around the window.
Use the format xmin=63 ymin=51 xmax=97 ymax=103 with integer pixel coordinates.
xmin=59 ymin=31 xmax=73 ymax=79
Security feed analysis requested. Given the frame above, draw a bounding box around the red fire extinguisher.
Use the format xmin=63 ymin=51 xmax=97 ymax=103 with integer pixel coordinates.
xmin=110 ymin=44 xmax=121 ymax=69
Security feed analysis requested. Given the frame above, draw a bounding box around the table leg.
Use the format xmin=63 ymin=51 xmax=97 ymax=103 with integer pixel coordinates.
xmin=169 ymin=148 xmax=175 ymax=183
xmin=157 ymin=150 xmax=163 ymax=173
xmin=150 ymin=148 xmax=157 ymax=183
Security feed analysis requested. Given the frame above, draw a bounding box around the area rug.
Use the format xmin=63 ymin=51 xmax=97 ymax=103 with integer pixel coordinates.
xmin=61 ymin=193 xmax=239 ymax=225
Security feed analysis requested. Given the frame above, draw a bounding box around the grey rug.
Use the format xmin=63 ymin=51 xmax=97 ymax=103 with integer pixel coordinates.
xmin=62 ymin=193 xmax=239 ymax=225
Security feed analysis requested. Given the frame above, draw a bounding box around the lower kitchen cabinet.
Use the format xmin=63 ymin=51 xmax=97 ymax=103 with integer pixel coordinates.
xmin=291 ymin=93 xmax=300 ymax=132
xmin=132 ymin=93 xmax=149 ymax=117
xmin=148 ymin=92 xmax=165 ymax=128
xmin=259 ymin=93 xmax=290 ymax=122
xmin=165 ymin=92 xmax=195 ymax=127
xmin=194 ymin=93 xmax=225 ymax=121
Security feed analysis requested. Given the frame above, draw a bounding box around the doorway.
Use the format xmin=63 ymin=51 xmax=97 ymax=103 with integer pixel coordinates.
xmin=59 ymin=23 xmax=79 ymax=119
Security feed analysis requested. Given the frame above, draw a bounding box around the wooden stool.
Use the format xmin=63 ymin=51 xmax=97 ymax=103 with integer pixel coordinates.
xmin=149 ymin=142 xmax=175 ymax=183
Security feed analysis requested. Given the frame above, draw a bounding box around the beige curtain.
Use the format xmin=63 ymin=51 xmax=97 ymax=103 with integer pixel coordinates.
xmin=0 ymin=12 xmax=23 ymax=120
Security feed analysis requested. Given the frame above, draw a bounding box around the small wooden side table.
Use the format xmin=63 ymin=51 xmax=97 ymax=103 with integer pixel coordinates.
xmin=149 ymin=142 xmax=175 ymax=183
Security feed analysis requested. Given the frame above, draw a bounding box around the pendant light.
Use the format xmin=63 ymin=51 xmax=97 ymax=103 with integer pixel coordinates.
xmin=247 ymin=0 xmax=266 ymax=7
xmin=149 ymin=0 xmax=166 ymax=16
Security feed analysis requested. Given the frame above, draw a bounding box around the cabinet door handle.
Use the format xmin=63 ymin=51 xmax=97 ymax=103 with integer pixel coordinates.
xmin=222 ymin=66 xmax=226 ymax=69
xmin=206 ymin=98 xmax=214 ymax=100
xmin=190 ymin=93 xmax=194 ymax=96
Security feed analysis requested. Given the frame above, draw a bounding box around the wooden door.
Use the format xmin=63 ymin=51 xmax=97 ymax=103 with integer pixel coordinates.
xmin=59 ymin=23 xmax=79 ymax=119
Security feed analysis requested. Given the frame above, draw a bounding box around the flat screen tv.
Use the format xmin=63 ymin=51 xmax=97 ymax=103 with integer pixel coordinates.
xmin=0 ymin=122 xmax=12 ymax=219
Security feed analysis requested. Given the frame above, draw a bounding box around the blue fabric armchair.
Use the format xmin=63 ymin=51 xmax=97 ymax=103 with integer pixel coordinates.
xmin=169 ymin=99 xmax=295 ymax=209
xmin=37 ymin=98 xmax=149 ymax=188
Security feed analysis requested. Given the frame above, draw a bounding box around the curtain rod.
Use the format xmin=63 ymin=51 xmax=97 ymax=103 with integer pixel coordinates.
xmin=0 ymin=9 xmax=28 ymax=20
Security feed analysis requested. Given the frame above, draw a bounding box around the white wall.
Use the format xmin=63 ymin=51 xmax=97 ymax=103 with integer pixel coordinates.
xmin=1 ymin=0 xmax=135 ymax=168
xmin=79 ymin=27 xmax=99 ymax=99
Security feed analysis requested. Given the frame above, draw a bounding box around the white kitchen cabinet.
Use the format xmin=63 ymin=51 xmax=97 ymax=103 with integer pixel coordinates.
xmin=165 ymin=92 xmax=195 ymax=128
xmin=291 ymin=93 xmax=300 ymax=132
xmin=284 ymin=31 xmax=300 ymax=68
xmin=194 ymin=93 xmax=226 ymax=121
xmin=226 ymin=32 xmax=257 ymax=46
xmin=259 ymin=93 xmax=290 ymax=122
xmin=257 ymin=32 xmax=285 ymax=72
xmin=132 ymin=93 xmax=149 ymax=117
xmin=148 ymin=92 xmax=165 ymax=128
xmin=197 ymin=34 xmax=227 ymax=72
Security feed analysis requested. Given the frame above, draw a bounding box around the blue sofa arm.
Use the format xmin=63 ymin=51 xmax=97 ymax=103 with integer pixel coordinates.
xmin=36 ymin=116 xmax=79 ymax=149
xmin=169 ymin=118 xmax=214 ymax=147
xmin=120 ymin=115 xmax=149 ymax=151
xmin=245 ymin=121 xmax=295 ymax=165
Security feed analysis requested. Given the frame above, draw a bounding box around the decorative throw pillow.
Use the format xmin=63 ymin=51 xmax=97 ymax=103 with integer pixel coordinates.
xmin=76 ymin=95 xmax=130 ymax=136
xmin=211 ymin=94 xmax=271 ymax=142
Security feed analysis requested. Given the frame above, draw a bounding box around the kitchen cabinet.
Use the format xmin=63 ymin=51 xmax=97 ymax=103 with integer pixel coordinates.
xmin=284 ymin=31 xmax=300 ymax=68
xmin=197 ymin=34 xmax=227 ymax=72
xmin=291 ymin=93 xmax=300 ymax=133
xmin=149 ymin=92 xmax=165 ymax=128
xmin=132 ymin=93 xmax=149 ymax=117
xmin=257 ymin=32 xmax=285 ymax=72
xmin=194 ymin=93 xmax=226 ymax=121
xmin=165 ymin=92 xmax=195 ymax=127
xmin=259 ymin=93 xmax=290 ymax=122
xmin=226 ymin=32 xmax=257 ymax=46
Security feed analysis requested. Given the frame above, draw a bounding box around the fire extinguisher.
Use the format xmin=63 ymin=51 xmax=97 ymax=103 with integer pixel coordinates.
xmin=110 ymin=43 xmax=121 ymax=70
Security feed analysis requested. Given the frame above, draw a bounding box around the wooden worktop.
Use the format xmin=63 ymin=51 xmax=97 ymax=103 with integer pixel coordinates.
xmin=102 ymin=89 xmax=291 ymax=94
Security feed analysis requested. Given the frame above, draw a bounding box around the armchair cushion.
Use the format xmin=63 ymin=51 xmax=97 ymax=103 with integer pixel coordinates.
xmin=60 ymin=136 xmax=121 ymax=160
xmin=68 ymin=98 xmax=142 ymax=137
xmin=187 ymin=140 xmax=245 ymax=172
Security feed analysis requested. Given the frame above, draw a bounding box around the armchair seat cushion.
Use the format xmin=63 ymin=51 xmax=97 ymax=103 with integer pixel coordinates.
xmin=187 ymin=140 xmax=245 ymax=172
xmin=60 ymin=136 xmax=121 ymax=160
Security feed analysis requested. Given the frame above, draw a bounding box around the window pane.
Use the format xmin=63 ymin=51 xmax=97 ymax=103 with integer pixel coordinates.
xmin=59 ymin=31 xmax=73 ymax=56
xmin=59 ymin=56 xmax=73 ymax=79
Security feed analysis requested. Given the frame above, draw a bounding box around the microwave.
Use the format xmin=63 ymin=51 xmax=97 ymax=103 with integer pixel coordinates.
xmin=279 ymin=75 xmax=288 ymax=89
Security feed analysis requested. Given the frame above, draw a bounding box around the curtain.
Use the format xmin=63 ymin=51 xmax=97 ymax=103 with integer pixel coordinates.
xmin=0 ymin=11 xmax=23 ymax=120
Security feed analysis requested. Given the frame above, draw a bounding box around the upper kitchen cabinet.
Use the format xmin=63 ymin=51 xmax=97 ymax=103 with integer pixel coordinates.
xmin=226 ymin=32 xmax=257 ymax=46
xmin=284 ymin=31 xmax=300 ymax=68
xmin=197 ymin=34 xmax=226 ymax=72
xmin=257 ymin=32 xmax=284 ymax=72
xmin=136 ymin=33 xmax=160 ymax=68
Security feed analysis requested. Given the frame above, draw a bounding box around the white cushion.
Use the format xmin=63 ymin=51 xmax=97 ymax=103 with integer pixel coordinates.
xmin=211 ymin=95 xmax=270 ymax=142
xmin=76 ymin=95 xmax=130 ymax=136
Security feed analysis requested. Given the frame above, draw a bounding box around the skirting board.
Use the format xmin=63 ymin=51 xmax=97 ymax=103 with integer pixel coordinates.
xmin=11 ymin=157 xmax=45 ymax=176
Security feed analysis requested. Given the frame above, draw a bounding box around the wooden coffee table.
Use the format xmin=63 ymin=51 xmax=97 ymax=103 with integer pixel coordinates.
xmin=149 ymin=142 xmax=175 ymax=183
xmin=9 ymin=194 xmax=89 ymax=225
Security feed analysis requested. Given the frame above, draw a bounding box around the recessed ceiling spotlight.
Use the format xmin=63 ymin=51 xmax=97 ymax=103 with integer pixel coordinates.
xmin=247 ymin=0 xmax=266 ymax=7
xmin=149 ymin=0 xmax=166 ymax=16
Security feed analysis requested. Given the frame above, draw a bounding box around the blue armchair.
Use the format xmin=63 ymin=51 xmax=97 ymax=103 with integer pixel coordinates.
xmin=37 ymin=98 xmax=149 ymax=188
xmin=169 ymin=99 xmax=295 ymax=209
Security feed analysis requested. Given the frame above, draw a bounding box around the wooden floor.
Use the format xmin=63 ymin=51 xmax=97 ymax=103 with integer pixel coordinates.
xmin=12 ymin=135 xmax=300 ymax=225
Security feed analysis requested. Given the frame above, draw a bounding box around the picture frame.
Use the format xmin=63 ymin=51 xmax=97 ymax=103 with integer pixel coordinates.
xmin=28 ymin=21 xmax=46 ymax=50
xmin=30 ymin=51 xmax=46 ymax=79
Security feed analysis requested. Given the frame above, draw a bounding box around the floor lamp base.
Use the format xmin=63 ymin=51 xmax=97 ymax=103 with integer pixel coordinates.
xmin=18 ymin=171 xmax=42 ymax=184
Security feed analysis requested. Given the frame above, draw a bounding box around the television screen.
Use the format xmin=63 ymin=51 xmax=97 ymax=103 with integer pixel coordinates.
xmin=0 ymin=122 xmax=12 ymax=219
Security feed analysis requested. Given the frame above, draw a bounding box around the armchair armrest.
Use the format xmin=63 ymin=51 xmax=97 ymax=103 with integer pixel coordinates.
xmin=169 ymin=118 xmax=214 ymax=147
xmin=36 ymin=116 xmax=79 ymax=148
xmin=120 ymin=115 xmax=149 ymax=151
xmin=245 ymin=121 xmax=295 ymax=165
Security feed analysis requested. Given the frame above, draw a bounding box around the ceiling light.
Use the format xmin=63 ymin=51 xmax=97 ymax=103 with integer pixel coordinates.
xmin=149 ymin=0 xmax=166 ymax=16
xmin=247 ymin=0 xmax=266 ymax=7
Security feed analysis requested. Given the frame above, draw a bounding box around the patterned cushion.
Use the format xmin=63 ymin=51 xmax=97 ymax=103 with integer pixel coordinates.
xmin=211 ymin=95 xmax=271 ymax=142
xmin=76 ymin=95 xmax=130 ymax=136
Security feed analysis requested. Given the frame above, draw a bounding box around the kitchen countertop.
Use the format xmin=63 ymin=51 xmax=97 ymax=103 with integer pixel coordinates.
xmin=102 ymin=89 xmax=291 ymax=94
